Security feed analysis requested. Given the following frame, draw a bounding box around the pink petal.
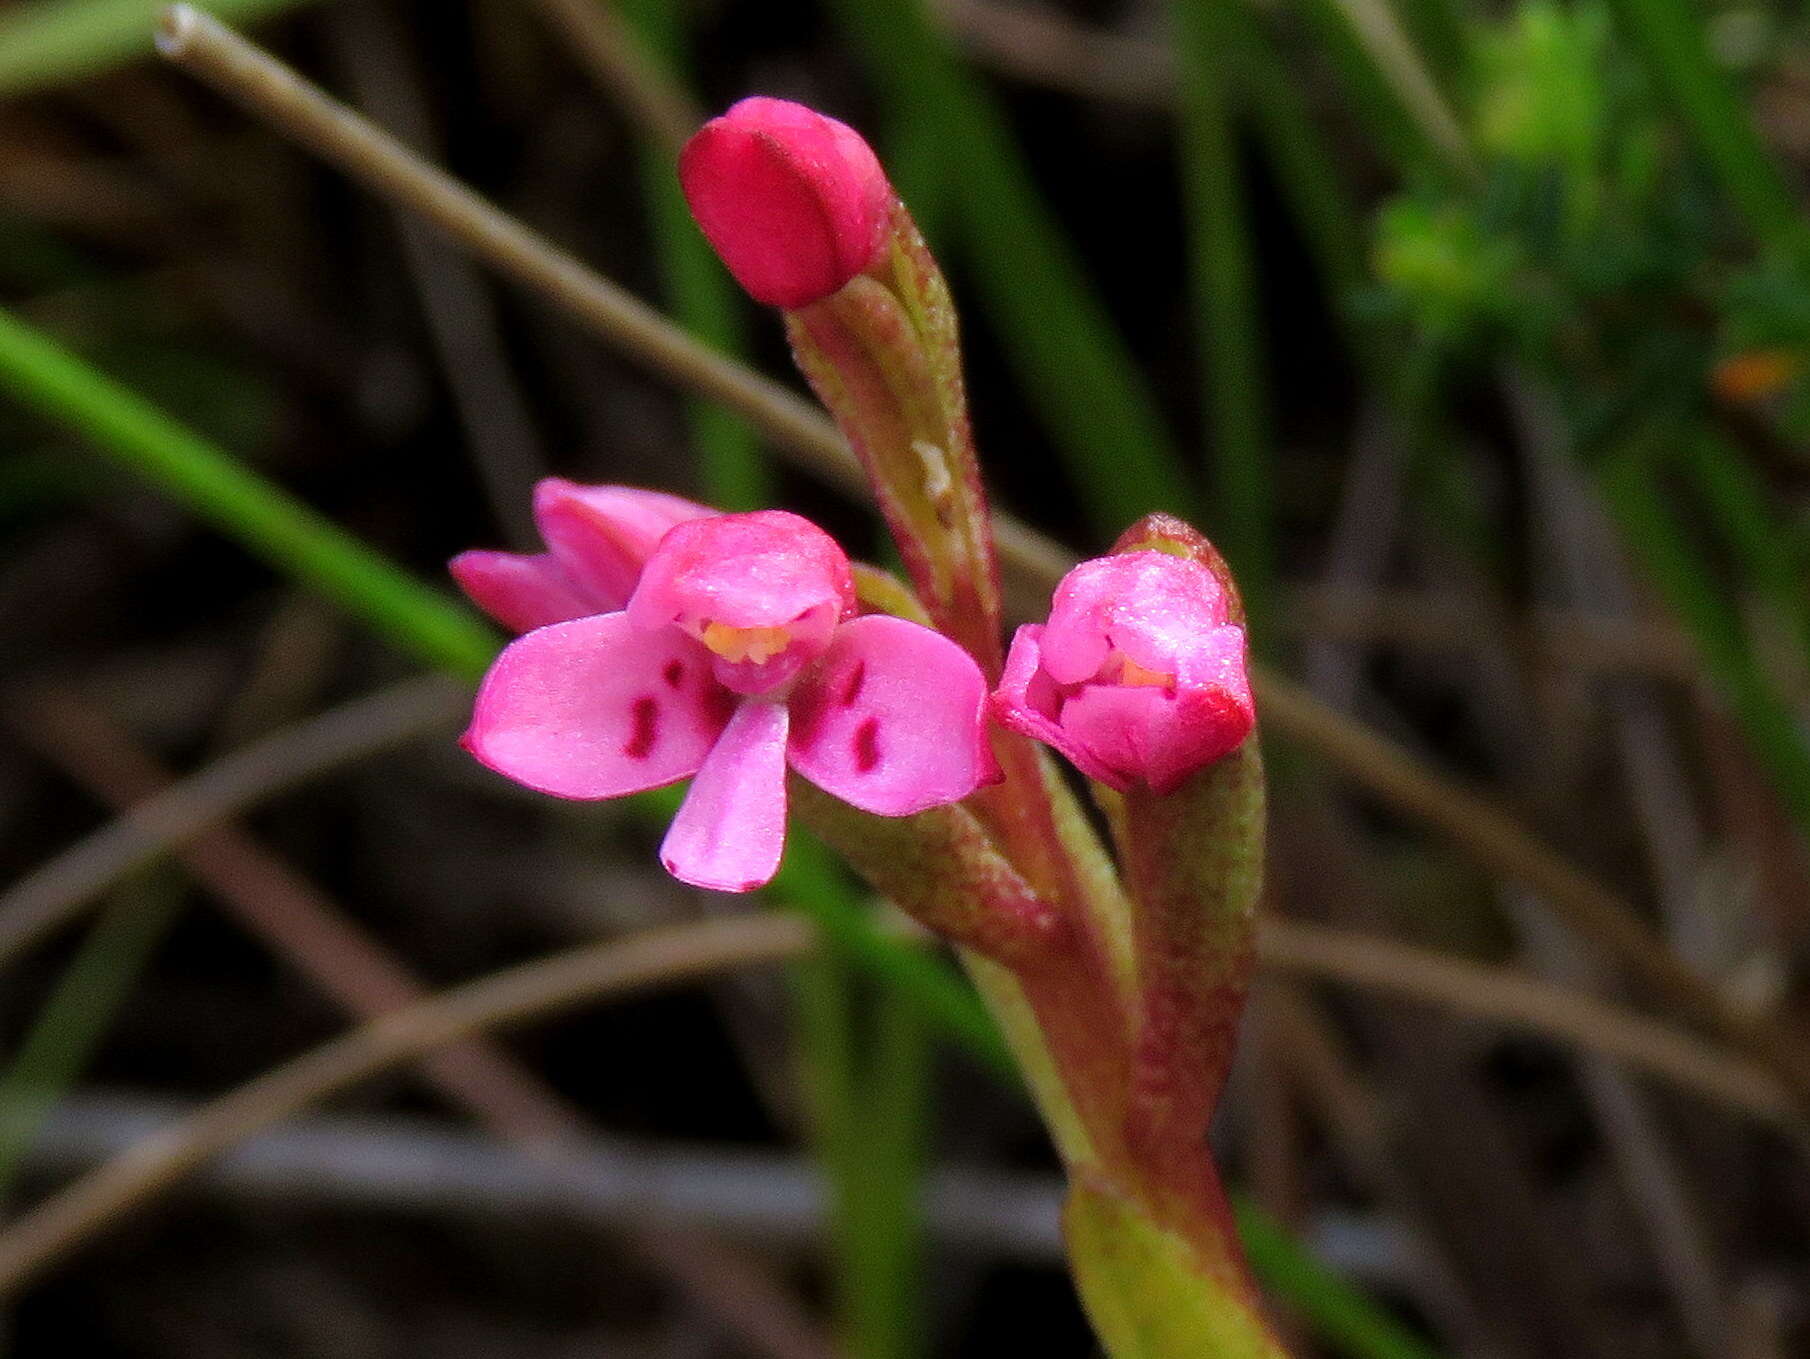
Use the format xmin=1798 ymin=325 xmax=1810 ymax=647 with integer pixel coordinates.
xmin=1151 ymin=624 xmax=1255 ymax=791
xmin=990 ymin=624 xmax=1130 ymax=790
xmin=534 ymin=479 xmax=714 ymax=612
xmin=1038 ymin=551 xmax=1232 ymax=684
xmin=661 ymin=699 xmax=791 ymax=891
xmin=789 ymin=615 xmax=995 ymax=816
xmin=629 ymin=510 xmax=854 ymax=631
xmin=449 ymin=550 xmax=597 ymax=632
xmin=1052 ymin=683 xmax=1177 ymax=791
xmin=628 ymin=510 xmax=856 ymax=694
xmin=463 ymin=614 xmax=731 ymax=799
xmin=679 ymin=97 xmax=893 ymax=309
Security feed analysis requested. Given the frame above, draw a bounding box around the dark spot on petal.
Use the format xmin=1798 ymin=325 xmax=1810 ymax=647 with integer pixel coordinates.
xmin=663 ymin=660 xmax=685 ymax=689
xmin=840 ymin=660 xmax=867 ymax=707
xmin=624 ymin=696 xmax=659 ymax=760
xmin=853 ymin=717 xmax=882 ymax=773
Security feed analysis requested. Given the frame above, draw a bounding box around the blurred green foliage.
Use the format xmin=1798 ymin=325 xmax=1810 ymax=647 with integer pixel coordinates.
xmin=1364 ymin=0 xmax=1810 ymax=830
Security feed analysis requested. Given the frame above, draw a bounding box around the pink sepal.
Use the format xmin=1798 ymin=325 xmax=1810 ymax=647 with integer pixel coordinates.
xmin=989 ymin=552 xmax=1255 ymax=794
xmin=992 ymin=624 xmax=1128 ymax=790
xmin=533 ymin=479 xmax=713 ymax=612
xmin=449 ymin=550 xmax=595 ymax=633
xmin=452 ymin=480 xmax=713 ymax=631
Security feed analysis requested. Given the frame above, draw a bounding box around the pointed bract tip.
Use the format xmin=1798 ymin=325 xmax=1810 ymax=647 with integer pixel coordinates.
xmin=1109 ymin=514 xmax=1244 ymax=628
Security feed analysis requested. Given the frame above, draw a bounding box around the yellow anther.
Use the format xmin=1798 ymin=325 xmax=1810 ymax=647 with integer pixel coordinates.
xmin=700 ymin=621 xmax=792 ymax=665
xmin=1104 ymin=653 xmax=1174 ymax=688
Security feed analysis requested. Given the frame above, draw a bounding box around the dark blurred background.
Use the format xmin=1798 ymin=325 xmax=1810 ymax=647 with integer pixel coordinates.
xmin=0 ymin=0 xmax=1807 ymax=1355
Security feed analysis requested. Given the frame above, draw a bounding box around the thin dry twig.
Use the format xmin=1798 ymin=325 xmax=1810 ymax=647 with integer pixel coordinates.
xmin=156 ymin=5 xmax=860 ymax=497
xmin=1286 ymin=586 xmax=1694 ymax=680
xmin=0 ymin=675 xmax=465 ymax=970
xmin=0 ymin=907 xmax=1796 ymax=1299
xmin=0 ymin=669 xmax=1786 ymax=1138
xmin=1260 ymin=981 xmax=1487 ymax=1346
xmin=0 ymin=913 xmax=816 ymax=1298
xmin=26 ymin=1091 xmax=1067 ymax=1261
xmin=9 ymin=689 xmax=833 ymax=1359
xmin=3 ymin=688 xmax=1782 ymax=1129
xmin=149 ymin=8 xmax=1810 ymax=1108
xmin=522 ymin=0 xmax=700 ymax=150
xmin=932 ymin=0 xmax=1174 ymax=108
xmin=332 ymin=2 xmax=549 ymax=547
xmin=1259 ymin=918 xmax=1793 ymax=1130
xmin=1517 ymin=373 xmax=1731 ymax=1356
xmin=1259 ymin=667 xmax=1810 ymax=1107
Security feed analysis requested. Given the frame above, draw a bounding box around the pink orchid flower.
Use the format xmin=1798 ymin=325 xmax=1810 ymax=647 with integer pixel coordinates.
xmin=991 ymin=551 xmax=1254 ymax=795
xmin=463 ymin=509 xmax=995 ymax=892
xmin=449 ymin=478 xmax=713 ymax=630
xmin=679 ymin=96 xmax=893 ymax=309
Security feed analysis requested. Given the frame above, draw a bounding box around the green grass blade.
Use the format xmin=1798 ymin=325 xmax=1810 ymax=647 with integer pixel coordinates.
xmin=1292 ymin=0 xmax=1475 ymax=185
xmin=855 ymin=989 xmax=931 ymax=1359
xmin=825 ymin=0 xmax=1196 ymax=538
xmin=802 ymin=961 xmax=931 ymax=1359
xmin=1679 ymin=428 xmax=1810 ymax=665
xmin=1232 ymin=7 xmax=1366 ymax=315
xmin=616 ymin=0 xmax=769 ymax=514
xmin=1390 ymin=0 xmax=1471 ymax=95
xmin=1601 ymin=0 xmax=1810 ymax=262
xmin=0 ymin=0 xmax=318 ymax=95
xmin=1170 ymin=0 xmax=1275 ymax=627
xmin=787 ymin=951 xmax=879 ymax=1358
xmin=779 ymin=827 xmax=1014 ymax=1075
xmin=1599 ymin=437 xmax=1810 ymax=832
xmin=0 ymin=873 xmax=183 ymax=1198
xmin=0 ymin=304 xmax=498 ymax=680
xmin=1232 ymin=1194 xmax=1445 ymax=1359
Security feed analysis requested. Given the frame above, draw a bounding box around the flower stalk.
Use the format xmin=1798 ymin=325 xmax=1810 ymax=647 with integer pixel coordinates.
xmin=454 ymin=94 xmax=1286 ymax=1357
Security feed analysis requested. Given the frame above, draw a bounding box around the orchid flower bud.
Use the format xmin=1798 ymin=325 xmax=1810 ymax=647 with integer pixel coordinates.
xmin=462 ymin=508 xmax=994 ymax=892
xmin=991 ymin=551 xmax=1254 ymax=795
xmin=679 ymin=96 xmax=893 ymax=309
